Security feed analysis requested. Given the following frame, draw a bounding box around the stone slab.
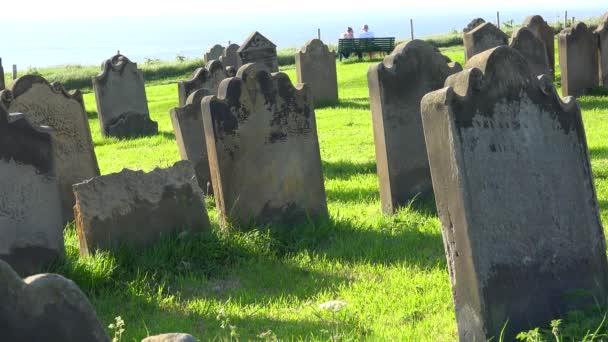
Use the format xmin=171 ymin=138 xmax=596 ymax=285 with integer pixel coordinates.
xmin=237 ymin=32 xmax=278 ymax=73
xmin=523 ymin=15 xmax=556 ymax=79
xmin=596 ymin=13 xmax=608 ymax=87
xmin=177 ymin=60 xmax=232 ymax=107
xmin=296 ymin=39 xmax=338 ymax=104
xmin=510 ymin=27 xmax=551 ymax=77
xmin=220 ymin=43 xmax=241 ymax=70
xmin=558 ymin=22 xmax=599 ymax=97
xmin=463 ymin=22 xmax=508 ymax=61
xmin=204 ymin=44 xmax=225 ymax=63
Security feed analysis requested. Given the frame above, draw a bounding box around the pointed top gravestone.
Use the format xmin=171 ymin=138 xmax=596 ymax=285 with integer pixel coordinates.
xmin=421 ymin=45 xmax=608 ymax=341
xmin=523 ymin=15 xmax=555 ymax=79
xmin=558 ymin=22 xmax=598 ymax=97
xmin=295 ymin=39 xmax=338 ymax=104
xmin=596 ymin=13 xmax=608 ymax=87
xmin=177 ymin=60 xmax=232 ymax=106
xmin=204 ymin=44 xmax=225 ymax=63
xmin=202 ymin=63 xmax=327 ymax=228
xmin=220 ymin=43 xmax=241 ymax=69
xmin=237 ymin=32 xmax=279 ymax=73
xmin=92 ymin=54 xmax=158 ymax=138
xmin=510 ymin=27 xmax=550 ymax=77
xmin=368 ymin=40 xmax=461 ymax=214
xmin=0 ymin=104 xmax=63 ymax=276
xmin=463 ymin=22 xmax=508 ymax=61
xmin=1 ymin=75 xmax=100 ymax=222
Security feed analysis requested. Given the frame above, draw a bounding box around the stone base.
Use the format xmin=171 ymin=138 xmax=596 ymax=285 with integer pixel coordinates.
xmin=104 ymin=112 xmax=158 ymax=138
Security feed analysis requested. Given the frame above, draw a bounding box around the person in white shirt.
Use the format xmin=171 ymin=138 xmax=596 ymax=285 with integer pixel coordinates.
xmin=359 ymin=24 xmax=375 ymax=38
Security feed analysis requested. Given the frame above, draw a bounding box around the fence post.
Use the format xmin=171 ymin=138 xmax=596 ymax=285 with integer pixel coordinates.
xmin=497 ymin=11 xmax=500 ymax=29
xmin=564 ymin=11 xmax=568 ymax=27
xmin=410 ymin=19 xmax=414 ymax=40
xmin=318 ymin=28 xmax=321 ymax=40
xmin=12 ymin=64 xmax=17 ymax=80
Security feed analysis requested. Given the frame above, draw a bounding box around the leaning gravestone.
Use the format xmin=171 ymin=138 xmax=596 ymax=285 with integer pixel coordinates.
xmin=596 ymin=13 xmax=608 ymax=87
xmin=170 ymin=89 xmax=213 ymax=193
xmin=73 ymin=160 xmax=210 ymax=256
xmin=0 ymin=105 xmax=63 ymax=276
xmin=177 ymin=60 xmax=231 ymax=106
xmin=558 ymin=22 xmax=599 ymax=97
xmin=202 ymin=63 xmax=328 ymax=228
xmin=368 ymin=40 xmax=461 ymax=214
xmin=295 ymin=39 xmax=339 ymax=104
xmin=1 ymin=75 xmax=100 ymax=222
xmin=510 ymin=27 xmax=550 ymax=77
xmin=92 ymin=54 xmax=158 ymax=138
xmin=237 ymin=32 xmax=279 ymax=73
xmin=220 ymin=43 xmax=241 ymax=69
xmin=420 ymin=46 xmax=608 ymax=341
xmin=0 ymin=58 xmax=4 ymax=90
xmin=463 ymin=22 xmax=508 ymax=61
xmin=523 ymin=15 xmax=555 ymax=79
xmin=204 ymin=44 xmax=225 ymax=63
xmin=0 ymin=260 xmax=110 ymax=341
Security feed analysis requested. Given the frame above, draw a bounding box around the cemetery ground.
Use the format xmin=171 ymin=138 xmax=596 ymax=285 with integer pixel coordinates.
xmin=43 ymin=46 xmax=608 ymax=341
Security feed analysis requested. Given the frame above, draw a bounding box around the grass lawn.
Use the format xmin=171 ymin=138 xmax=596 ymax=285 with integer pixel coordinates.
xmin=47 ymin=45 xmax=608 ymax=341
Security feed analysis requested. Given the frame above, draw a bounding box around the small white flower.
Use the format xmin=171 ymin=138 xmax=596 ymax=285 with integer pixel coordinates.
xmin=318 ymin=300 xmax=347 ymax=312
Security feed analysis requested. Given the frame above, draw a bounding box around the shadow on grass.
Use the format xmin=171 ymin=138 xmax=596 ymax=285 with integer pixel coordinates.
xmin=86 ymin=110 xmax=98 ymax=120
xmin=322 ymin=160 xmax=376 ymax=180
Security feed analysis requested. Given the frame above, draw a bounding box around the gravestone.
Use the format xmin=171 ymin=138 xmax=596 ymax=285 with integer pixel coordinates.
xmin=0 ymin=260 xmax=110 ymax=341
xmin=510 ymin=27 xmax=550 ymax=77
xmin=237 ymin=32 xmax=279 ymax=73
xmin=463 ymin=22 xmax=508 ymax=61
xmin=204 ymin=44 xmax=225 ymax=63
xmin=73 ymin=160 xmax=210 ymax=256
xmin=0 ymin=58 xmax=4 ymax=90
xmin=170 ymin=89 xmax=213 ymax=193
xmin=0 ymin=261 xmax=110 ymax=342
xmin=220 ymin=43 xmax=241 ymax=69
xmin=463 ymin=18 xmax=485 ymax=33
xmin=202 ymin=63 xmax=327 ymax=228
xmin=558 ymin=22 xmax=599 ymax=97
xmin=92 ymin=54 xmax=158 ymax=138
xmin=1 ymin=75 xmax=100 ymax=222
xmin=368 ymin=40 xmax=461 ymax=214
xmin=523 ymin=15 xmax=555 ymax=79
xmin=420 ymin=46 xmax=608 ymax=341
xmin=0 ymin=105 xmax=63 ymax=276
xmin=596 ymin=13 xmax=608 ymax=87
xmin=295 ymin=39 xmax=338 ymax=104
xmin=177 ymin=60 xmax=231 ymax=106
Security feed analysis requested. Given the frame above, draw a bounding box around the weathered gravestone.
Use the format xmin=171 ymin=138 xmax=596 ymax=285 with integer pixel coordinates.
xmin=1 ymin=75 xmax=100 ymax=222
xmin=202 ymin=63 xmax=327 ymax=228
xmin=295 ymin=39 xmax=338 ymax=104
xmin=170 ymin=89 xmax=213 ymax=193
xmin=0 ymin=106 xmax=64 ymax=276
xmin=92 ymin=54 xmax=158 ymax=138
xmin=0 ymin=260 xmax=110 ymax=341
xmin=420 ymin=46 xmax=608 ymax=340
xmin=558 ymin=22 xmax=599 ymax=97
xmin=73 ymin=160 xmax=210 ymax=256
xmin=237 ymin=32 xmax=279 ymax=73
xmin=368 ymin=40 xmax=461 ymax=214
xmin=523 ymin=15 xmax=555 ymax=79
xmin=0 ymin=58 xmax=5 ymax=90
xmin=463 ymin=18 xmax=485 ymax=33
xmin=510 ymin=27 xmax=551 ymax=77
xmin=220 ymin=43 xmax=241 ymax=69
xmin=463 ymin=22 xmax=508 ymax=61
xmin=177 ymin=60 xmax=233 ymax=107
xmin=204 ymin=44 xmax=225 ymax=63
xmin=596 ymin=13 xmax=608 ymax=87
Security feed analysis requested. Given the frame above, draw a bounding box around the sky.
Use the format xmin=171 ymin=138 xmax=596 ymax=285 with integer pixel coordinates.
xmin=5 ymin=0 xmax=605 ymax=18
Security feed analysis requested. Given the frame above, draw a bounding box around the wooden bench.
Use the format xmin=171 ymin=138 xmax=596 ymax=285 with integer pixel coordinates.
xmin=338 ymin=37 xmax=396 ymax=61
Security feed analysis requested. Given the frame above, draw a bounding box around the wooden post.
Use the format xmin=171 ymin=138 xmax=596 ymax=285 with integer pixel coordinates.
xmin=572 ymin=17 xmax=575 ymax=25
xmin=228 ymin=40 xmax=231 ymax=45
xmin=497 ymin=11 xmax=500 ymax=29
xmin=318 ymin=28 xmax=321 ymax=40
xmin=564 ymin=11 xmax=568 ymax=27
xmin=410 ymin=19 xmax=414 ymax=40
xmin=12 ymin=65 xmax=17 ymax=80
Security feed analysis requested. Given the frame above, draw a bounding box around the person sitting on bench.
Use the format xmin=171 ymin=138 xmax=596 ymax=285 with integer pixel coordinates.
xmin=359 ymin=25 xmax=376 ymax=59
xmin=340 ymin=27 xmax=355 ymax=59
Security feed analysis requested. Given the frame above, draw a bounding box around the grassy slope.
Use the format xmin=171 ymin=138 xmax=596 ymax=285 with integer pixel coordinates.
xmin=48 ymin=46 xmax=608 ymax=341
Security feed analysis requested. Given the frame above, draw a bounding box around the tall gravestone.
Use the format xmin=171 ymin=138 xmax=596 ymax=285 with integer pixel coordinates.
xmin=220 ymin=43 xmax=241 ymax=69
xmin=73 ymin=161 xmax=210 ymax=256
xmin=177 ymin=60 xmax=232 ymax=106
xmin=523 ymin=15 xmax=555 ymax=79
xmin=463 ymin=22 xmax=508 ymax=61
xmin=421 ymin=46 xmax=608 ymax=340
xmin=295 ymin=39 xmax=338 ymax=104
xmin=92 ymin=54 xmax=158 ymax=138
xmin=510 ymin=27 xmax=550 ymax=77
xmin=0 ymin=58 xmax=5 ymax=90
xmin=368 ymin=40 xmax=461 ymax=214
xmin=596 ymin=13 xmax=608 ymax=87
xmin=170 ymin=89 xmax=213 ymax=193
xmin=237 ymin=32 xmax=279 ymax=73
xmin=0 ymin=260 xmax=110 ymax=341
xmin=204 ymin=44 xmax=225 ymax=63
xmin=558 ymin=22 xmax=599 ymax=97
xmin=1 ymin=75 xmax=100 ymax=222
xmin=202 ymin=63 xmax=327 ymax=228
xmin=0 ymin=105 xmax=63 ymax=276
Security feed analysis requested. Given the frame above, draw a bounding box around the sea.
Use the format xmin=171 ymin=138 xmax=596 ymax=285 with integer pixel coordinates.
xmin=1 ymin=6 xmax=605 ymax=68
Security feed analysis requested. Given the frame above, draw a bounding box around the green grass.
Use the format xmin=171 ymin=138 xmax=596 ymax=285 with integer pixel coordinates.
xmin=39 ymin=44 xmax=608 ymax=341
